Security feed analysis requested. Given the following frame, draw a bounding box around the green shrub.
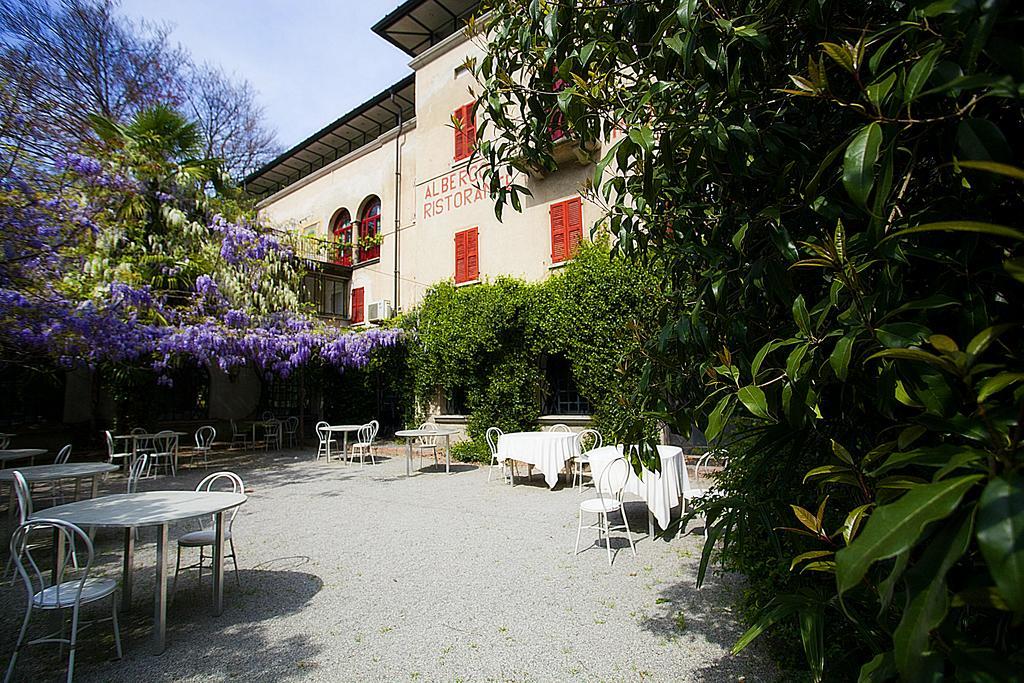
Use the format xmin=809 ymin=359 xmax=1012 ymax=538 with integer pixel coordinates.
xmin=450 ymin=439 xmax=490 ymax=464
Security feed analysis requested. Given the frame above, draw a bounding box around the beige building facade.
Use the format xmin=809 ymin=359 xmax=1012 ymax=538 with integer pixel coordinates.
xmin=246 ymin=0 xmax=602 ymax=326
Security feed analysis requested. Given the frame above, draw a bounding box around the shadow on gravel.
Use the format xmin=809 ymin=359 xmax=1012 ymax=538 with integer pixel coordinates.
xmin=638 ymin=571 xmax=772 ymax=682
xmin=0 ymin=564 xmax=325 ymax=681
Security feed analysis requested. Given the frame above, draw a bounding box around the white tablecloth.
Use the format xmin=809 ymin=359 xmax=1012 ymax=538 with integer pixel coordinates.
xmin=587 ymin=445 xmax=688 ymax=529
xmin=497 ymin=432 xmax=579 ymax=489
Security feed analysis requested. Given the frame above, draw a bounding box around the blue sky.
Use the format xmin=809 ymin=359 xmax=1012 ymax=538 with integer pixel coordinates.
xmin=119 ymin=1 xmax=413 ymax=149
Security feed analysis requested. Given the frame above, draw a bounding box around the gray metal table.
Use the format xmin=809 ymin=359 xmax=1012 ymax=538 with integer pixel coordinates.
xmin=394 ymin=428 xmax=457 ymax=476
xmin=1 ymin=462 xmax=117 ymax=521
xmin=323 ymin=424 xmax=363 ymax=462
xmin=32 ymin=490 xmax=247 ymax=653
xmin=0 ymin=448 xmax=46 ymax=468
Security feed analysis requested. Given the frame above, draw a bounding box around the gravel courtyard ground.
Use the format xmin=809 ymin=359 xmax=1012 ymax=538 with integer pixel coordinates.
xmin=0 ymin=444 xmax=773 ymax=682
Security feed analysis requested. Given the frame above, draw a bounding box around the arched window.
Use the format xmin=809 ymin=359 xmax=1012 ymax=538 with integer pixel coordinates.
xmin=331 ymin=208 xmax=352 ymax=266
xmin=358 ymin=196 xmax=381 ymax=262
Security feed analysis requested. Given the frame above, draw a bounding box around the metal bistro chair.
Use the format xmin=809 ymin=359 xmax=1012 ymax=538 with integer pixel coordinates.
xmin=147 ymin=430 xmax=178 ymax=478
xmin=127 ymin=454 xmax=148 ymax=494
xmin=570 ymin=429 xmax=603 ymax=491
xmin=550 ymin=423 xmax=572 ymax=433
xmin=486 ymin=426 xmax=516 ymax=484
xmin=229 ymin=419 xmax=251 ymax=452
xmin=261 ymin=410 xmax=274 ymax=421
xmin=284 ymin=416 xmax=300 ymax=448
xmin=686 ymin=448 xmax=730 ymax=537
xmin=315 ymin=421 xmax=337 ymax=461
xmin=193 ymin=426 xmax=216 ymax=469
xmin=36 ymin=444 xmax=72 ymax=506
xmin=5 ymin=518 xmax=122 ymax=683
xmin=414 ymin=422 xmax=439 ymax=469
xmin=104 ymin=431 xmax=131 ymax=472
xmin=0 ymin=435 xmax=9 ymax=449
xmin=262 ymin=419 xmax=283 ymax=452
xmin=129 ymin=427 xmax=153 ymax=457
xmin=172 ymin=471 xmax=244 ymax=600
xmin=351 ymin=420 xmax=379 ymax=466
xmin=5 ymin=471 xmax=78 ymax=583
xmin=574 ymin=455 xmax=637 ymax=566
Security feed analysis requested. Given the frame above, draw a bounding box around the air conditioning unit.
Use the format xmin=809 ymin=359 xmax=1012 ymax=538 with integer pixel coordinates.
xmin=367 ymin=300 xmax=394 ymax=323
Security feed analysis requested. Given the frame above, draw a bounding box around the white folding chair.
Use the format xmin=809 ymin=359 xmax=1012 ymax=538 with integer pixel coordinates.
xmin=574 ymin=456 xmax=637 ymax=566
xmin=172 ymin=472 xmax=243 ymax=600
xmin=315 ymin=421 xmax=337 ymax=461
xmin=570 ymin=429 xmax=603 ymax=490
xmin=5 ymin=518 xmax=122 ymax=683
xmin=147 ymin=430 xmax=177 ymax=478
xmin=351 ymin=420 xmax=379 ymax=466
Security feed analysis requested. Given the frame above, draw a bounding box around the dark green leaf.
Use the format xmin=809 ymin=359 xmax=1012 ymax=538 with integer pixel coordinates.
xmin=829 ymin=334 xmax=855 ymax=380
xmin=884 ymin=221 xmax=1024 ymax=242
xmin=977 ymin=475 xmax=1024 ymax=613
xmin=836 ymin=475 xmax=983 ymax=594
xmin=737 ymin=385 xmax=771 ymax=420
xmin=843 ymin=123 xmax=883 ymax=208
xmin=904 ymin=46 xmax=942 ymax=103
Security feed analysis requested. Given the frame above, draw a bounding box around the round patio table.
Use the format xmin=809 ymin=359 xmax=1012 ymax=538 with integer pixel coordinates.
xmin=1 ymin=462 xmax=117 ymax=522
xmin=32 ymin=490 xmax=247 ymax=654
xmin=0 ymin=448 xmax=46 ymax=468
xmin=394 ymin=428 xmax=457 ymax=476
xmin=322 ymin=424 xmax=363 ymax=462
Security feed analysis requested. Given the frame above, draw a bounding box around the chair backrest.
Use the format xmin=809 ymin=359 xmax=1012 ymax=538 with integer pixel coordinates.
xmin=694 ymin=449 xmax=730 ymax=485
xmin=0 ymin=435 xmax=8 ymax=449
xmin=196 ymin=471 xmax=245 ymax=529
xmin=265 ymin=419 xmax=281 ymax=434
xmin=261 ymin=410 xmax=274 ymax=420
xmin=576 ymin=429 xmax=602 ymax=452
xmin=359 ymin=420 xmax=379 ymax=445
xmin=550 ymin=423 xmax=572 ymax=433
xmin=10 ymin=519 xmax=95 ymax=613
xmin=230 ymin=419 xmax=243 ymax=436
xmin=55 ymin=444 xmax=72 ymax=465
xmin=417 ymin=422 xmax=437 ymax=446
xmin=316 ymin=421 xmax=331 ymax=444
xmin=594 ymin=456 xmax=631 ymax=504
xmin=130 ymin=427 xmax=147 ymax=435
xmin=485 ymin=427 xmax=503 ymax=456
xmin=12 ymin=470 xmax=31 ymax=525
xmin=153 ymin=430 xmax=177 ymax=453
xmin=127 ymin=454 xmax=148 ymax=493
xmin=195 ymin=426 xmax=215 ymax=449
xmin=104 ymin=430 xmax=116 ymax=458
xmin=285 ymin=416 xmax=299 ymax=433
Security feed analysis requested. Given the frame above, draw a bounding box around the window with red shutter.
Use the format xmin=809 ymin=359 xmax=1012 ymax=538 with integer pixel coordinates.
xmin=454 ymin=228 xmax=478 ymax=283
xmin=453 ymin=102 xmax=476 ymax=161
xmin=550 ymin=197 xmax=584 ymax=264
xmin=357 ymin=197 xmax=381 ymax=262
xmin=351 ymin=287 xmax=364 ymax=324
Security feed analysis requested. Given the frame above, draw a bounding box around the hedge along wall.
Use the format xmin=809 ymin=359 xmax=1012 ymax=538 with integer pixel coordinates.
xmin=401 ymin=240 xmax=661 ymax=461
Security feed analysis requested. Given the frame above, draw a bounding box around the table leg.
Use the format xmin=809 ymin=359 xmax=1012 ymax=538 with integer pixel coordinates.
xmin=122 ymin=528 xmax=134 ymax=610
xmin=445 ymin=435 xmax=451 ymax=474
xmin=343 ymin=433 xmax=349 ymax=464
xmin=212 ymin=511 xmax=225 ymax=615
xmin=406 ymin=440 xmax=412 ymax=476
xmin=91 ymin=475 xmax=99 ymax=500
xmin=649 ymin=510 xmax=655 ymax=538
xmin=154 ymin=524 xmax=168 ymax=653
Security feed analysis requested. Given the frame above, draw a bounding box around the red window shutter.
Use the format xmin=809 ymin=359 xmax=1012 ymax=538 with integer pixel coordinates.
xmin=454 ymin=231 xmax=467 ymax=283
xmin=454 ymin=103 xmax=475 ymax=161
xmin=550 ymin=201 xmax=567 ymax=263
xmin=351 ymin=287 xmax=364 ymax=323
xmin=466 ymin=228 xmax=479 ymax=281
xmin=566 ymin=197 xmax=583 ymax=258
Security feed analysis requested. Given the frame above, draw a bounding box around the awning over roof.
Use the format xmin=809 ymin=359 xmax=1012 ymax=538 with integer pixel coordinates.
xmin=372 ymin=0 xmax=481 ymax=57
xmin=244 ymin=75 xmax=416 ymax=199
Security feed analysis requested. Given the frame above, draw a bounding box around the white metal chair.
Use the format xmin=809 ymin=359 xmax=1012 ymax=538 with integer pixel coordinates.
xmin=0 ymin=435 xmax=9 ymax=449
xmin=172 ymin=471 xmax=243 ymax=600
xmin=104 ymin=431 xmax=131 ymax=472
xmin=229 ymin=420 xmax=250 ymax=451
xmin=284 ymin=416 xmax=299 ymax=448
xmin=414 ymin=422 xmax=439 ymax=469
xmin=5 ymin=518 xmax=122 ymax=683
xmin=315 ymin=421 xmax=337 ymax=461
xmin=570 ymin=429 xmax=603 ymax=490
xmin=574 ymin=455 xmax=637 ymax=566
xmin=147 ymin=430 xmax=177 ymax=478
xmin=126 ymin=454 xmax=148 ymax=494
xmin=36 ymin=444 xmax=72 ymax=505
xmin=686 ymin=449 xmax=730 ymax=536
xmin=192 ymin=426 xmax=215 ymax=469
xmin=351 ymin=420 xmax=379 ymax=466
xmin=129 ymin=427 xmax=153 ymax=456
xmin=262 ymin=419 xmax=283 ymax=452
xmin=261 ymin=410 xmax=274 ymax=420
xmin=550 ymin=423 xmax=572 ymax=433
xmin=486 ymin=426 xmax=516 ymax=484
